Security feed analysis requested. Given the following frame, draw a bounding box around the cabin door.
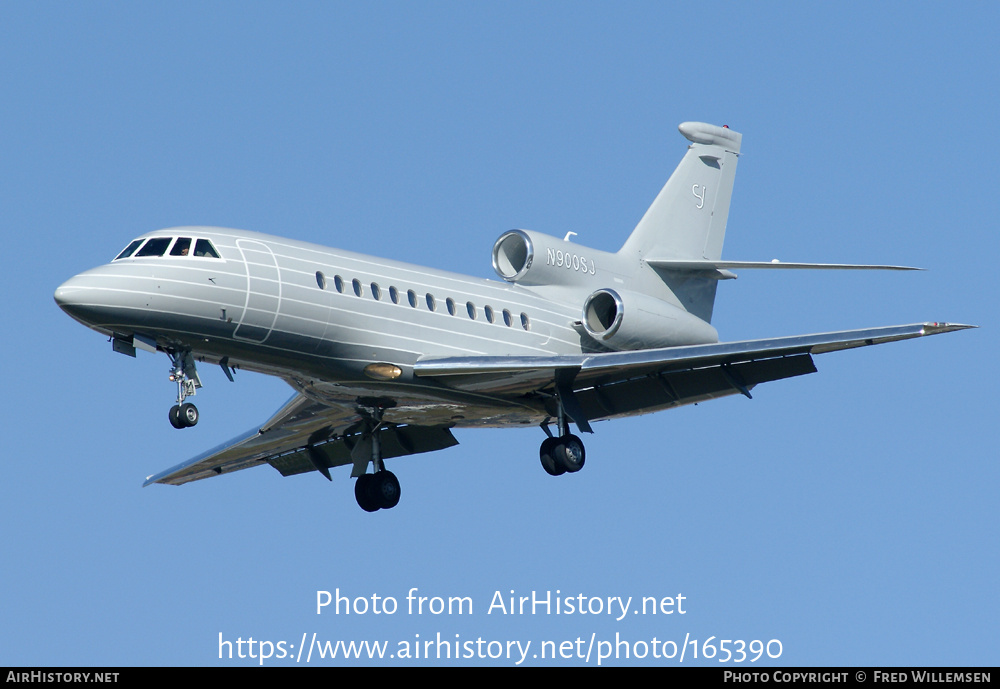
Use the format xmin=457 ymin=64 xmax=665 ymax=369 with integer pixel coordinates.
xmin=233 ymin=239 xmax=281 ymax=343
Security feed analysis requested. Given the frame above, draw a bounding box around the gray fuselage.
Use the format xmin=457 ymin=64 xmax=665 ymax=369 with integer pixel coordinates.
xmin=55 ymin=226 xmax=610 ymax=428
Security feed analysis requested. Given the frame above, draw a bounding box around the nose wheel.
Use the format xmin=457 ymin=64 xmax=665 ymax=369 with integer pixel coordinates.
xmin=166 ymin=349 xmax=202 ymax=429
xmin=169 ymin=402 xmax=199 ymax=429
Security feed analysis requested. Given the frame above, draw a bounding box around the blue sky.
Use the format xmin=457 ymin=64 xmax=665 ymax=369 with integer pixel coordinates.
xmin=2 ymin=2 xmax=995 ymax=666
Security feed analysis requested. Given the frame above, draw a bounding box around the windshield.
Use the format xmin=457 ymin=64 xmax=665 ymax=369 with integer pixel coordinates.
xmin=113 ymin=236 xmax=222 ymax=261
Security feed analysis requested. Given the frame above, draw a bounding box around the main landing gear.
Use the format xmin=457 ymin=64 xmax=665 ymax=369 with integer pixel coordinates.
xmin=352 ymin=401 xmax=401 ymax=512
xmin=538 ymin=385 xmax=588 ymax=476
xmin=166 ymin=349 xmax=202 ymax=429
xmin=355 ymin=471 xmax=401 ymax=512
xmin=539 ymin=434 xmax=586 ymax=476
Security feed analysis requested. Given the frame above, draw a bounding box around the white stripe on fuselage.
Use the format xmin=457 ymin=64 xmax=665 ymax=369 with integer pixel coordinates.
xmin=97 ymin=228 xmax=589 ymax=374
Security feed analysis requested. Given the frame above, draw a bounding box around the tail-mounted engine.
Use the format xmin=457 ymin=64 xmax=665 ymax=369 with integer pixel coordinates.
xmin=493 ymin=229 xmax=616 ymax=287
xmin=582 ymin=288 xmax=718 ymax=351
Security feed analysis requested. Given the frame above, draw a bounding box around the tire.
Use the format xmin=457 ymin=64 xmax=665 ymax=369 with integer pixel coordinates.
xmin=555 ymin=434 xmax=586 ymax=473
xmin=539 ymin=437 xmax=565 ymax=476
xmin=169 ymin=405 xmax=185 ymax=429
xmin=179 ymin=403 xmax=199 ymax=427
xmin=355 ymin=474 xmax=381 ymax=512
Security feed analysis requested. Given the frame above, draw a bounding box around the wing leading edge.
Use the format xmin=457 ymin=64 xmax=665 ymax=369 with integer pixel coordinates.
xmin=413 ymin=323 xmax=974 ymax=421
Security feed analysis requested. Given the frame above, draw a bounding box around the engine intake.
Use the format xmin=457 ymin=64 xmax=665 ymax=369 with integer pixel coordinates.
xmin=492 ymin=230 xmax=534 ymax=281
xmin=492 ymin=229 xmax=618 ymax=287
xmin=582 ymin=288 xmax=718 ymax=350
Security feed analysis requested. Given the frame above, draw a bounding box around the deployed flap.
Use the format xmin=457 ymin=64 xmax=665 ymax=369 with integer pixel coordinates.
xmin=573 ymin=354 xmax=818 ymax=421
xmin=268 ymin=426 xmax=459 ymax=478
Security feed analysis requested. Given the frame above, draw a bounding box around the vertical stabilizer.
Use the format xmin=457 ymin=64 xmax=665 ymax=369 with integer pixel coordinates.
xmin=620 ymin=123 xmax=741 ymax=324
xmin=620 ymin=122 xmax=741 ymax=261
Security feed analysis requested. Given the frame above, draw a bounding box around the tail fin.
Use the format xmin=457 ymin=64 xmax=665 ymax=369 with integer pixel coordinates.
xmin=620 ymin=122 xmax=741 ymax=261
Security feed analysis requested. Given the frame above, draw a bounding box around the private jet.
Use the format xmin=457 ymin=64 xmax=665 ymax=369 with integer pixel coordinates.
xmin=54 ymin=122 xmax=971 ymax=512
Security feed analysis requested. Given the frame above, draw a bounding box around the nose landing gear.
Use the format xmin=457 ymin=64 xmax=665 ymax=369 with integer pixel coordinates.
xmin=166 ymin=349 xmax=202 ymax=429
xmin=169 ymin=402 xmax=199 ymax=429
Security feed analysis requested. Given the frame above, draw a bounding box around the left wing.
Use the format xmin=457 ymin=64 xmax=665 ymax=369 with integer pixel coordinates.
xmin=414 ymin=322 xmax=973 ymax=426
xmin=144 ymin=393 xmax=458 ymax=486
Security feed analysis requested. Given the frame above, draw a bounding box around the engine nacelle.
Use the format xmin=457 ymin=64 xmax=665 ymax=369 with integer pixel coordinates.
xmin=492 ymin=229 xmax=616 ymax=287
xmin=582 ymin=288 xmax=718 ymax=350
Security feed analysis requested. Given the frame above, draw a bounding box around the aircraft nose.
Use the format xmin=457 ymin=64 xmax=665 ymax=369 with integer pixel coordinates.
xmin=53 ymin=280 xmax=74 ymax=308
xmin=54 ymin=274 xmax=101 ymax=325
xmin=55 ymin=267 xmax=152 ymax=332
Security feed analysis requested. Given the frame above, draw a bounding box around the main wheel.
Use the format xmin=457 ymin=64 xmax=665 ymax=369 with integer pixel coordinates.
xmin=355 ymin=474 xmax=381 ymax=512
xmin=555 ymin=434 xmax=586 ymax=473
xmin=375 ymin=471 xmax=401 ymax=509
xmin=539 ymin=436 xmax=565 ymax=476
xmin=179 ymin=402 xmax=199 ymax=427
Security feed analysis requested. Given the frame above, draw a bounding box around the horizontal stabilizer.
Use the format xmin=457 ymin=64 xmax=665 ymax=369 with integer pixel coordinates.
xmin=647 ymin=258 xmax=921 ymax=272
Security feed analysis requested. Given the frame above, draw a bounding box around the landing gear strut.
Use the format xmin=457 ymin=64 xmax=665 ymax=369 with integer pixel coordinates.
xmin=166 ymin=349 xmax=202 ymax=429
xmin=539 ymin=386 xmax=587 ymax=475
xmin=352 ymin=401 xmax=401 ymax=512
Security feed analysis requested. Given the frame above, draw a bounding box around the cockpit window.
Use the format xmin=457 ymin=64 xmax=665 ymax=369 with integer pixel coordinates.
xmin=134 ymin=237 xmax=172 ymax=257
xmin=112 ymin=236 xmax=221 ymax=260
xmin=114 ymin=239 xmax=144 ymax=261
xmin=194 ymin=239 xmax=221 ymax=258
xmin=170 ymin=237 xmax=192 ymax=256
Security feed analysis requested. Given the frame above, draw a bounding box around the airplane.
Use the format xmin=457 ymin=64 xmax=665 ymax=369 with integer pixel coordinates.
xmin=54 ymin=121 xmax=972 ymax=512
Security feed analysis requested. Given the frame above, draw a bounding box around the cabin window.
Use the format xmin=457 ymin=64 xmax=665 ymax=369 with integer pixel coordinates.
xmin=467 ymin=302 xmax=477 ymax=319
xmin=114 ymin=239 xmax=143 ymax=261
xmin=170 ymin=238 xmax=193 ymax=256
xmin=316 ymin=271 xmax=326 ymax=289
xmin=371 ymin=283 xmax=382 ymax=300
xmin=407 ymin=290 xmax=417 ymax=308
xmin=426 ymin=293 xmax=436 ymax=311
xmin=520 ymin=313 xmax=530 ymax=330
xmin=502 ymin=309 xmax=513 ymax=327
xmin=389 ymin=286 xmax=399 ymax=304
xmin=193 ymin=239 xmax=221 ymax=258
xmin=352 ymin=279 xmax=363 ymax=297
xmin=334 ymin=275 xmax=344 ymax=293
xmin=135 ymin=237 xmax=172 ymax=257
xmin=484 ymin=305 xmax=495 ymax=323
xmin=446 ymin=298 xmax=456 ymax=315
